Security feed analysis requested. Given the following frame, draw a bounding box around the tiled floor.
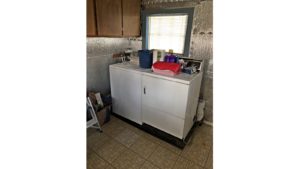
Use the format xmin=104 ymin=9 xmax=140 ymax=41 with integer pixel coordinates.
xmin=87 ymin=115 xmax=213 ymax=169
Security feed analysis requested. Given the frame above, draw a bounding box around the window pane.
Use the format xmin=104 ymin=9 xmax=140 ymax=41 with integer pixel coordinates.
xmin=148 ymin=15 xmax=188 ymax=54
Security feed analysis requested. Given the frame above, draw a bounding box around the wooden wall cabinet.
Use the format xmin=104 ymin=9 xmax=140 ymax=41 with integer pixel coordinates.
xmin=87 ymin=0 xmax=141 ymax=37
xmin=87 ymin=0 xmax=97 ymax=36
xmin=96 ymin=0 xmax=122 ymax=36
xmin=122 ymin=0 xmax=141 ymax=37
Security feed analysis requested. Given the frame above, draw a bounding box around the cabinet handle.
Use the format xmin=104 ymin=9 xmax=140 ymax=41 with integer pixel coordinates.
xmin=144 ymin=87 xmax=146 ymax=94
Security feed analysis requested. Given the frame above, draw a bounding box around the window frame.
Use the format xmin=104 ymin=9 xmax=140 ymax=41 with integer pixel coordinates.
xmin=142 ymin=8 xmax=194 ymax=57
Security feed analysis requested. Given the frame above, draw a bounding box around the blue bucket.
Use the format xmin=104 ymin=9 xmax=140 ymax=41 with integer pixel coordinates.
xmin=138 ymin=50 xmax=153 ymax=68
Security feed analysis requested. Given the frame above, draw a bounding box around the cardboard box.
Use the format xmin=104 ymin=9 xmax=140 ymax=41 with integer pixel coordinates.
xmin=96 ymin=105 xmax=111 ymax=126
xmin=87 ymin=91 xmax=112 ymax=126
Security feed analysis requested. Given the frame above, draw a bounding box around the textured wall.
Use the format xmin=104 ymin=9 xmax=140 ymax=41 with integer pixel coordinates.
xmin=142 ymin=0 xmax=213 ymax=122
xmin=87 ymin=38 xmax=141 ymax=94
xmin=189 ymin=1 xmax=213 ymax=123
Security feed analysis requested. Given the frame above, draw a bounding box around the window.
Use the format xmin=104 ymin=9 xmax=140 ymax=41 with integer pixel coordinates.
xmin=142 ymin=8 xmax=194 ymax=57
xmin=148 ymin=15 xmax=188 ymax=54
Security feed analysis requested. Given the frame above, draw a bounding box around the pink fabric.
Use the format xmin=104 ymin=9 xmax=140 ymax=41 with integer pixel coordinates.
xmin=152 ymin=61 xmax=181 ymax=74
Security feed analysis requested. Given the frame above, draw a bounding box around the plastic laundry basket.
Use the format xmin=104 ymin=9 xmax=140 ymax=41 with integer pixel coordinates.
xmin=138 ymin=50 xmax=153 ymax=68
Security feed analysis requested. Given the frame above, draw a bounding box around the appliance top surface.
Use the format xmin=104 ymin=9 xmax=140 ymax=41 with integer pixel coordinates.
xmin=110 ymin=62 xmax=202 ymax=85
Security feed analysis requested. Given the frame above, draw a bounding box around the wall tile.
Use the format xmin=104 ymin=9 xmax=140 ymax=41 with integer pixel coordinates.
xmin=87 ymin=37 xmax=132 ymax=93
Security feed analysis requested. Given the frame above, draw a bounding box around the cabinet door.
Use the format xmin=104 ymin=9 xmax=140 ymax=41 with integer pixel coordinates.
xmin=110 ymin=67 xmax=142 ymax=124
xmin=122 ymin=0 xmax=141 ymax=36
xmin=142 ymin=75 xmax=189 ymax=139
xmin=96 ymin=0 xmax=122 ymax=36
xmin=87 ymin=0 xmax=97 ymax=36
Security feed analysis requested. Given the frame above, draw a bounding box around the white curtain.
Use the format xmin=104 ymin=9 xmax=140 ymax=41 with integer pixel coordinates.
xmin=148 ymin=15 xmax=188 ymax=54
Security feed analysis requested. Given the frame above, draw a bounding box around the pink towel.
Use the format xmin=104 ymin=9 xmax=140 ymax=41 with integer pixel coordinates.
xmin=152 ymin=61 xmax=181 ymax=74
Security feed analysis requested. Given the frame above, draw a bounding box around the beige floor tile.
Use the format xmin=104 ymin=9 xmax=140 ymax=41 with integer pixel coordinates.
xmin=87 ymin=151 xmax=112 ymax=169
xmin=124 ymin=123 xmax=147 ymax=136
xmin=140 ymin=129 xmax=183 ymax=155
xmin=87 ymin=132 xmax=110 ymax=150
xmin=110 ymin=115 xmax=148 ymax=137
xmin=102 ymin=120 xmax=126 ymax=139
xmin=148 ymin=145 xmax=179 ymax=169
xmin=112 ymin=149 xmax=145 ymax=169
xmin=205 ymin=148 xmax=213 ymax=169
xmin=87 ymin=147 xmax=93 ymax=158
xmin=158 ymin=140 xmax=183 ymax=155
xmin=142 ymin=132 xmax=165 ymax=145
xmin=87 ymin=128 xmax=98 ymax=138
xmin=93 ymin=138 xmax=126 ymax=163
xmin=181 ymin=143 xmax=210 ymax=167
xmin=187 ymin=134 xmax=212 ymax=150
xmin=180 ymin=125 xmax=212 ymax=167
xmin=104 ymin=165 xmax=115 ymax=169
xmin=188 ymin=125 xmax=212 ymax=146
xmin=172 ymin=157 xmax=203 ymax=169
xmin=194 ymin=124 xmax=213 ymax=139
xmin=129 ymin=137 xmax=159 ymax=159
xmin=114 ymin=117 xmax=133 ymax=127
xmin=140 ymin=161 xmax=160 ymax=169
xmin=88 ymin=115 xmax=213 ymax=169
xmin=115 ymin=128 xmax=140 ymax=147
xmin=109 ymin=115 xmax=123 ymax=124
